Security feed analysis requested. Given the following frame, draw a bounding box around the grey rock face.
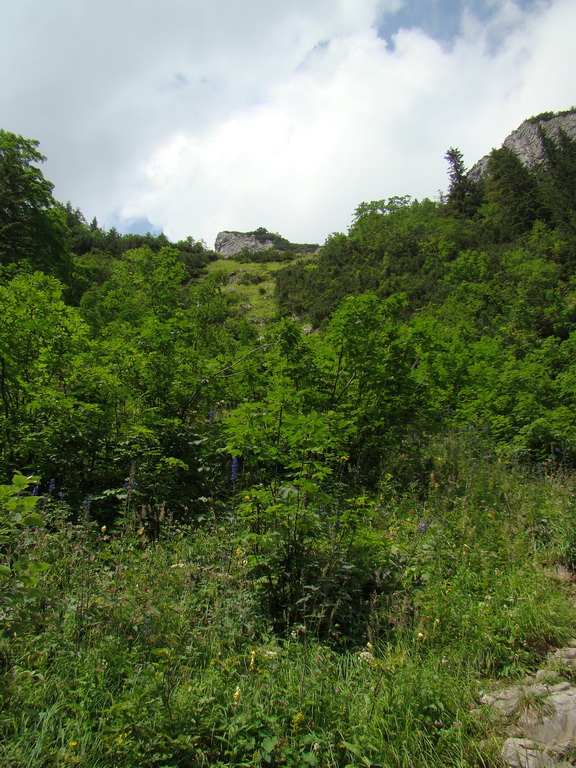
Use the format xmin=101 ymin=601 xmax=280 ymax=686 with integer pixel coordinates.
xmin=482 ymin=638 xmax=576 ymax=768
xmin=214 ymin=231 xmax=276 ymax=258
xmin=469 ymin=110 xmax=576 ymax=181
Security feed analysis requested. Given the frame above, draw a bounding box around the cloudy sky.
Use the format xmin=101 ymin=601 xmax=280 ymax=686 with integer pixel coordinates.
xmin=1 ymin=0 xmax=575 ymax=248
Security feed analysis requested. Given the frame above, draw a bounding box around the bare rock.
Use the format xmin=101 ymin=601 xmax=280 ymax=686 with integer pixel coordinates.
xmin=501 ymin=738 xmax=574 ymax=768
xmin=480 ymin=639 xmax=576 ymax=767
xmin=469 ymin=109 xmax=576 ymax=181
xmin=214 ymin=231 xmax=275 ymax=258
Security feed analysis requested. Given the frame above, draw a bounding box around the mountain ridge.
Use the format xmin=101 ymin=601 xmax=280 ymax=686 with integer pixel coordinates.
xmin=469 ymin=107 xmax=576 ymax=180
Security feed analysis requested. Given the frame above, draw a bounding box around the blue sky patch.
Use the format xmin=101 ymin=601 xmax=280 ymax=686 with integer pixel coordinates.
xmin=378 ymin=0 xmax=544 ymax=49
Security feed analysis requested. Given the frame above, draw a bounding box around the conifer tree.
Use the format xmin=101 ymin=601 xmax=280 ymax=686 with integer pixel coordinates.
xmin=538 ymin=127 xmax=576 ymax=231
xmin=444 ymin=147 xmax=483 ymax=218
xmin=484 ymin=146 xmax=544 ymax=240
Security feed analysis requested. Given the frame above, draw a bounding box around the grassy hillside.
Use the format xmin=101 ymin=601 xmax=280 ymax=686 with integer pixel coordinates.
xmin=206 ymin=253 xmax=315 ymax=324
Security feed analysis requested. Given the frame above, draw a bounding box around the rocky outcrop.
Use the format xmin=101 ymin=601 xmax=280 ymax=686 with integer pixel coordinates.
xmin=482 ymin=639 xmax=576 ymax=767
xmin=214 ymin=231 xmax=276 ymax=258
xmin=469 ymin=109 xmax=576 ymax=181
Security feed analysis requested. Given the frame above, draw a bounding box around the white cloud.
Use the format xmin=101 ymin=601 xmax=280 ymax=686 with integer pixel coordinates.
xmin=1 ymin=0 xmax=575 ymax=247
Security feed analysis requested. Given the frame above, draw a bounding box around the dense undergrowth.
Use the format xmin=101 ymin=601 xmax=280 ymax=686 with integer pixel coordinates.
xmin=2 ymin=451 xmax=576 ymax=767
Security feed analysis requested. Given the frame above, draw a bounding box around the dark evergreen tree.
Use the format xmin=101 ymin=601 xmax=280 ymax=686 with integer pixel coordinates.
xmin=538 ymin=127 xmax=576 ymax=231
xmin=483 ymin=146 xmax=545 ymax=240
xmin=444 ymin=147 xmax=483 ymax=218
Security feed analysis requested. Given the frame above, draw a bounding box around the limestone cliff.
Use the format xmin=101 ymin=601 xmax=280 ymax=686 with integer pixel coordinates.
xmin=214 ymin=231 xmax=276 ymax=258
xmin=469 ymin=108 xmax=576 ymax=181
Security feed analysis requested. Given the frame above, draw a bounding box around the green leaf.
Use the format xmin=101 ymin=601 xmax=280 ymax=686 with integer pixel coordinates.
xmin=26 ymin=561 xmax=49 ymax=573
xmin=20 ymin=512 xmax=44 ymax=527
xmin=261 ymin=736 xmax=278 ymax=754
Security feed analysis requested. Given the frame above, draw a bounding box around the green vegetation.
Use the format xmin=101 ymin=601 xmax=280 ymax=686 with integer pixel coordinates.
xmin=205 ymin=255 xmax=314 ymax=324
xmin=2 ymin=114 xmax=576 ymax=766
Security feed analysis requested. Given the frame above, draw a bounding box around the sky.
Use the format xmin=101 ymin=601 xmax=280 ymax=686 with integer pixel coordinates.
xmin=1 ymin=0 xmax=575 ymax=248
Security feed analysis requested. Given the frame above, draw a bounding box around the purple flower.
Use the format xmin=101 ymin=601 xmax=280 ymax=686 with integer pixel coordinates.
xmin=418 ymin=520 xmax=428 ymax=533
xmin=231 ymin=456 xmax=239 ymax=482
xmin=48 ymin=478 xmax=56 ymax=494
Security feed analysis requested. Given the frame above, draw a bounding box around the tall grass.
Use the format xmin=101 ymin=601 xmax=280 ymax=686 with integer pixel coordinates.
xmin=1 ymin=453 xmax=576 ymax=766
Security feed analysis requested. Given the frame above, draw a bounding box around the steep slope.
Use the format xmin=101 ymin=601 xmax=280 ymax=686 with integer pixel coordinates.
xmin=469 ymin=107 xmax=576 ymax=180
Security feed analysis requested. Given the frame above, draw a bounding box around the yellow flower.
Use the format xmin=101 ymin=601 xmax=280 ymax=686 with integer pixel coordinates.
xmin=100 ymin=525 xmax=106 ymax=533
xmin=68 ymin=741 xmax=78 ymax=747
xmin=233 ymin=686 xmax=241 ymax=706
xmin=249 ymin=650 xmax=256 ymax=671
xmin=292 ymin=712 xmax=305 ymax=730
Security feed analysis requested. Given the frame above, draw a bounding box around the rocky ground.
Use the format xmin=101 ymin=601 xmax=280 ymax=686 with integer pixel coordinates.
xmin=482 ymin=571 xmax=576 ymax=767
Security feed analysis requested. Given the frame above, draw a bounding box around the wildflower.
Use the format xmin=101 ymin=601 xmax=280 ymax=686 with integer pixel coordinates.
xmin=233 ymin=686 xmax=241 ymax=706
xmin=68 ymin=741 xmax=78 ymax=747
xmin=292 ymin=712 xmax=305 ymax=730
xmin=100 ymin=525 xmax=106 ymax=533
xmin=417 ymin=632 xmax=425 ymax=640
xmin=249 ymin=650 xmax=256 ymax=670
xmin=48 ymin=478 xmax=56 ymax=494
xmin=417 ymin=520 xmax=428 ymax=533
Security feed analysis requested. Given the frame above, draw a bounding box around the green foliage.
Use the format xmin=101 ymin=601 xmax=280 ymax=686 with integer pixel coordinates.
xmin=0 ymin=272 xmax=92 ymax=482
xmin=0 ymin=472 xmax=48 ymax=615
xmin=4 ymin=120 xmax=576 ymax=766
xmin=2 ymin=458 xmax=576 ymax=767
xmin=444 ymin=147 xmax=484 ymax=218
xmin=481 ymin=146 xmax=545 ymax=241
xmin=0 ymin=129 xmax=70 ymax=280
xmin=538 ymin=127 xmax=576 ymax=233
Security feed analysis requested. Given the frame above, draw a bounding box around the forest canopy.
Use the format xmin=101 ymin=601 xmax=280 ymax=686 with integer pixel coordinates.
xmin=2 ymin=124 xmax=576 ymax=511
